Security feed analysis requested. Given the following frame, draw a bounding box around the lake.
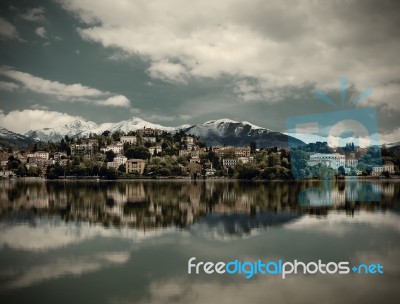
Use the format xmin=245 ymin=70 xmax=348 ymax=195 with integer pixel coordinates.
xmin=0 ymin=180 xmax=399 ymax=303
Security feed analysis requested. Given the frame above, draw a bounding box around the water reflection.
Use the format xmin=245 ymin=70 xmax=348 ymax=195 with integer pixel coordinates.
xmin=1 ymin=180 xmax=398 ymax=233
xmin=0 ymin=180 xmax=399 ymax=303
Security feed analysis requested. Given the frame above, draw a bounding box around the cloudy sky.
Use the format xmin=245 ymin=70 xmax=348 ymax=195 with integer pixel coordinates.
xmin=0 ymin=0 xmax=399 ymax=142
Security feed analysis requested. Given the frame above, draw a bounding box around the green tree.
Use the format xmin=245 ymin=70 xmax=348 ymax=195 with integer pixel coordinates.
xmin=250 ymin=141 xmax=256 ymax=154
xmin=105 ymin=150 xmax=116 ymax=162
xmin=118 ymin=164 xmax=126 ymax=173
xmin=125 ymin=146 xmax=150 ymax=160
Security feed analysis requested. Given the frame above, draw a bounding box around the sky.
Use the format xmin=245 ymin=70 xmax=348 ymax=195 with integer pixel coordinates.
xmin=0 ymin=0 xmax=399 ymax=143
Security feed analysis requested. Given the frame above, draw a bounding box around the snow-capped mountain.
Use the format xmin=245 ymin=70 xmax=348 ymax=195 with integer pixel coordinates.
xmin=182 ymin=118 xmax=304 ymax=148
xmin=25 ymin=119 xmax=98 ymax=142
xmin=80 ymin=117 xmax=177 ymax=137
xmin=19 ymin=116 xmax=304 ymax=148
xmin=0 ymin=127 xmax=34 ymax=148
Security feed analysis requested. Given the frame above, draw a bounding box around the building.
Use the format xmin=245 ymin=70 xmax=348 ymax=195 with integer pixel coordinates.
xmin=0 ymin=156 xmax=8 ymax=167
xmin=307 ymin=153 xmax=345 ymax=170
xmin=179 ymin=150 xmax=190 ymax=157
xmin=371 ymin=163 xmax=395 ymax=176
xmin=137 ymin=128 xmax=162 ymax=136
xmin=182 ymin=162 xmax=202 ymax=174
xmin=213 ymin=146 xmax=251 ymax=158
xmin=107 ymin=156 xmax=128 ymax=169
xmin=71 ymin=143 xmax=93 ymax=155
xmin=234 ymin=147 xmax=251 ymax=157
xmin=121 ymin=136 xmax=137 ymax=144
xmin=223 ymin=158 xmax=238 ymax=167
xmin=148 ymin=146 xmax=162 ymax=155
xmin=54 ymin=152 xmax=68 ymax=161
xmin=126 ymin=159 xmax=147 ymax=174
xmin=34 ymin=151 xmax=49 ymax=160
xmin=190 ymin=156 xmax=200 ymax=163
xmin=345 ymin=158 xmax=358 ymax=168
xmin=0 ymin=170 xmax=15 ymax=178
xmin=101 ymin=143 xmax=124 ymax=155
xmin=142 ymin=136 xmax=156 ymax=143
xmin=182 ymin=136 xmax=195 ymax=149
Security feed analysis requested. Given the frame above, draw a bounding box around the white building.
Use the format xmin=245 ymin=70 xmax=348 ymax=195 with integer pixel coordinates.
xmin=101 ymin=143 xmax=124 ymax=155
xmin=0 ymin=170 xmax=15 ymax=178
xmin=108 ymin=156 xmax=128 ymax=169
xmin=34 ymin=151 xmax=49 ymax=160
xmin=371 ymin=163 xmax=395 ymax=176
xmin=345 ymin=158 xmax=358 ymax=168
xmin=148 ymin=146 xmax=162 ymax=155
xmin=142 ymin=137 xmax=156 ymax=143
xmin=307 ymin=153 xmax=345 ymax=170
xmin=121 ymin=136 xmax=137 ymax=144
xmin=223 ymin=158 xmax=238 ymax=167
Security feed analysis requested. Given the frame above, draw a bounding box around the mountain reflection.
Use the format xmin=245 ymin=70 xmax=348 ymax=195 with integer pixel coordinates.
xmin=0 ymin=180 xmax=399 ymax=236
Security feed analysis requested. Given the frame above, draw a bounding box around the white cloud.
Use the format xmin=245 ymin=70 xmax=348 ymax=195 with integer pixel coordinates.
xmin=97 ymin=95 xmax=130 ymax=107
xmin=0 ymin=109 xmax=86 ymax=134
xmin=58 ymin=0 xmax=400 ymax=108
xmin=0 ymin=17 xmax=21 ymax=40
xmin=19 ymin=7 xmax=45 ymax=22
xmin=0 ymin=66 xmax=130 ymax=107
xmin=148 ymin=61 xmax=188 ymax=84
xmin=380 ymin=127 xmax=400 ymax=144
xmin=0 ymin=81 xmax=19 ymax=92
xmin=30 ymin=104 xmax=50 ymax=110
xmin=35 ymin=27 xmax=47 ymax=38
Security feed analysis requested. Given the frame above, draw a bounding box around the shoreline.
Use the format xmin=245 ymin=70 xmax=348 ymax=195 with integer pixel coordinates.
xmin=2 ymin=176 xmax=400 ymax=182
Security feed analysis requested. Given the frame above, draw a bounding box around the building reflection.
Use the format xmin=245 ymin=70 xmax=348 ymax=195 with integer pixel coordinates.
xmin=0 ymin=180 xmax=399 ymax=235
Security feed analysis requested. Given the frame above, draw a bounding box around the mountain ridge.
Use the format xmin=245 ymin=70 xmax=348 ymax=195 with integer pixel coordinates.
xmin=2 ymin=117 xmax=304 ymax=148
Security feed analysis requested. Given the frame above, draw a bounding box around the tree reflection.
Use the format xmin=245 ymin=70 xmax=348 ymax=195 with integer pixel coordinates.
xmin=0 ymin=180 xmax=399 ymax=234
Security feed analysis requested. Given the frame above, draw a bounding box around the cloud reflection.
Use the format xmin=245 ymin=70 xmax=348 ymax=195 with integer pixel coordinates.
xmin=284 ymin=211 xmax=400 ymax=236
xmin=4 ymin=251 xmax=130 ymax=289
xmin=0 ymin=219 xmax=176 ymax=251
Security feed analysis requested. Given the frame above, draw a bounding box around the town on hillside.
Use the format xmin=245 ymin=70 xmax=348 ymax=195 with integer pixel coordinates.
xmin=0 ymin=128 xmax=399 ymax=180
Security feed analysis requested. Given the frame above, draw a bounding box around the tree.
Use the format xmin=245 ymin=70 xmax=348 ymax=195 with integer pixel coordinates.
xmin=112 ymin=131 xmax=121 ymax=142
xmin=250 ymin=141 xmax=256 ymax=154
xmin=236 ymin=163 xmax=259 ymax=180
xmin=338 ymin=166 xmax=345 ymax=175
xmin=105 ymin=150 xmax=116 ymax=162
xmin=16 ymin=164 xmax=26 ymax=177
xmin=118 ymin=164 xmax=126 ymax=173
xmin=125 ymin=146 xmax=150 ymax=160
xmin=105 ymin=168 xmax=118 ymax=180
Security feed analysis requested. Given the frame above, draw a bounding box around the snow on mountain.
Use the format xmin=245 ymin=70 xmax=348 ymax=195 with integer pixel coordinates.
xmin=0 ymin=127 xmax=34 ymax=147
xmin=182 ymin=119 xmax=302 ymax=148
xmin=21 ymin=116 xmax=304 ymax=148
xmin=25 ymin=119 xmax=98 ymax=142
xmin=80 ymin=117 xmax=175 ymax=137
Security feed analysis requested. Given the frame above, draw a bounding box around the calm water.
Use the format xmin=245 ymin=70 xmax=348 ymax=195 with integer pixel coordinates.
xmin=0 ymin=180 xmax=399 ymax=304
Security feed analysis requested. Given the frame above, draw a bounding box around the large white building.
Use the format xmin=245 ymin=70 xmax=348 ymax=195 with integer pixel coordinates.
xmin=371 ymin=163 xmax=395 ymax=176
xmin=148 ymin=146 xmax=162 ymax=155
xmin=307 ymin=153 xmax=345 ymax=170
xmin=107 ymin=156 xmax=128 ymax=169
xmin=101 ymin=143 xmax=124 ymax=155
xmin=121 ymin=136 xmax=137 ymax=144
xmin=126 ymin=159 xmax=147 ymax=174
